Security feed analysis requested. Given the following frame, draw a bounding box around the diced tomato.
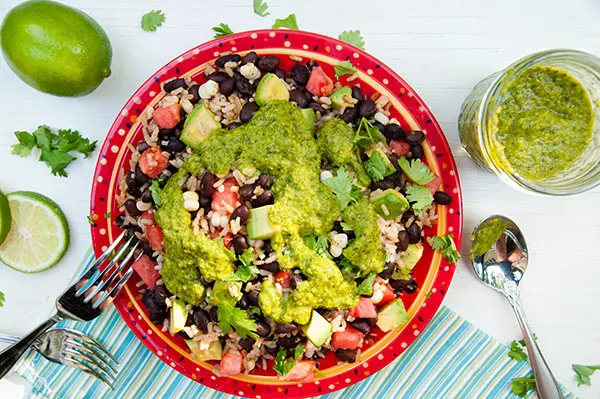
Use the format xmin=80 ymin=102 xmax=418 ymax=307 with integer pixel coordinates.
xmin=138 ymin=148 xmax=170 ymax=179
xmin=284 ymin=360 xmax=316 ymax=382
xmin=305 ymin=66 xmax=334 ymax=97
xmin=219 ymin=351 xmax=243 ymax=377
xmin=211 ymin=178 xmax=240 ymax=215
xmin=140 ymin=211 xmax=156 ymax=224
xmin=389 ymin=140 xmax=410 ymax=157
xmin=146 ymin=225 xmax=164 ymax=251
xmin=425 ymin=173 xmax=442 ymax=195
xmin=209 ymin=229 xmax=233 ymax=249
xmin=349 ymin=297 xmax=378 ymax=319
xmin=152 ymin=104 xmax=181 ymax=129
xmin=331 ymin=326 xmax=364 ymax=350
xmin=132 ymin=254 xmax=160 ymax=290
xmin=372 ymin=277 xmax=396 ymax=307
xmin=275 ymin=270 xmax=292 ymax=289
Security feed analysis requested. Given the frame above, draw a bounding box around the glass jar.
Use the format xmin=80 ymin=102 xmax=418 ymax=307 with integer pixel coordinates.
xmin=458 ymin=49 xmax=600 ymax=195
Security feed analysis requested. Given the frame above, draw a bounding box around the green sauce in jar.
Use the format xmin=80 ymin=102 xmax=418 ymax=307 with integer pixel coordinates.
xmin=492 ymin=65 xmax=594 ymax=180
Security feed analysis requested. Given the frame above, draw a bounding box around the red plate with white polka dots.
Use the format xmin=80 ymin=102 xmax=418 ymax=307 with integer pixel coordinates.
xmin=90 ymin=29 xmax=463 ymax=398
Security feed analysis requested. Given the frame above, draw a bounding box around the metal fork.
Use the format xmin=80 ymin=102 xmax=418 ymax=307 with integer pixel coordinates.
xmin=0 ymin=329 xmax=118 ymax=388
xmin=0 ymin=230 xmax=140 ymax=379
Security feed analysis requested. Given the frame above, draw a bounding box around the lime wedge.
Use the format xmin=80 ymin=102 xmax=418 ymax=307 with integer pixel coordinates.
xmin=0 ymin=189 xmax=11 ymax=246
xmin=0 ymin=191 xmax=69 ymax=273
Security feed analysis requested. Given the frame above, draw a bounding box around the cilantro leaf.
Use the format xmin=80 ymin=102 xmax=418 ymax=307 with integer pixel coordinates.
xmin=427 ymin=234 xmax=460 ymax=264
xmin=212 ymin=23 xmax=234 ymax=38
xmin=235 ymin=248 xmax=259 ymax=282
xmin=338 ymin=30 xmax=365 ymax=49
xmin=55 ymin=129 xmax=96 ymax=157
xmin=86 ymin=215 xmax=96 ymax=226
xmin=340 ymin=222 xmax=353 ymax=232
xmin=104 ymin=212 xmax=111 ymax=219
xmin=405 ymin=184 xmax=433 ymax=212
xmin=334 ymin=61 xmax=356 ymax=79
xmin=11 ymin=131 xmax=37 ymax=157
xmin=217 ymin=300 xmax=258 ymax=339
xmin=397 ymin=158 xmax=434 ymax=185
xmin=340 ymin=258 xmax=360 ymax=278
xmin=253 ymin=0 xmax=270 ymax=17
xmin=0 ymin=292 xmax=4 ymax=307
xmin=304 ymin=234 xmax=332 ymax=259
xmin=511 ymin=377 xmax=536 ymax=398
xmin=149 ymin=179 xmax=164 ymax=207
xmin=273 ymin=344 xmax=305 ymax=376
xmin=507 ymin=340 xmax=528 ymax=362
xmin=248 ymin=306 xmax=261 ymax=316
xmin=141 ymin=10 xmax=165 ymax=32
xmin=32 ymin=126 xmax=55 ymax=151
xmin=353 ymin=118 xmax=383 ymax=150
xmin=40 ymin=149 xmax=76 ymax=177
xmin=364 ymin=151 xmax=389 ymax=182
xmin=573 ymin=364 xmax=600 ymax=386
xmin=357 ymin=272 xmax=376 ymax=296
xmin=272 ymin=14 xmax=298 ymax=30
xmin=322 ymin=167 xmax=362 ymax=211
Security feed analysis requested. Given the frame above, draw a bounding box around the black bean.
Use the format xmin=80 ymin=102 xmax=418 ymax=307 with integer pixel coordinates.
xmin=289 ymin=89 xmax=308 ymax=108
xmin=141 ymin=189 xmax=153 ymax=203
xmin=390 ymin=278 xmax=417 ymax=294
xmin=261 ymin=261 xmax=280 ymax=274
xmin=137 ymin=141 xmax=150 ymax=153
xmin=407 ymin=222 xmax=421 ymax=244
xmin=115 ymin=214 xmax=126 ymax=227
xmin=383 ymin=124 xmax=405 ymax=141
xmin=291 ymin=64 xmax=309 ymax=86
xmin=142 ymin=291 xmax=166 ymax=324
xmin=401 ymin=210 xmax=414 ymax=224
xmin=349 ymin=320 xmax=371 ymax=334
xmin=388 ymin=153 xmax=400 ymax=172
xmin=207 ymin=71 xmax=230 ymax=83
xmin=340 ymin=107 xmax=359 ymax=123
xmin=243 ymin=51 xmax=259 ymax=64
xmin=125 ymin=171 xmax=137 ymax=189
xmin=247 ymin=290 xmax=260 ymax=306
xmin=163 ymin=78 xmax=186 ymax=93
xmin=433 ymin=191 xmax=452 ymax=205
xmin=240 ymin=102 xmax=259 ymax=123
xmin=215 ymin=54 xmax=241 ymax=68
xmin=142 ymin=241 xmax=153 ymax=256
xmin=378 ymin=262 xmax=395 ymax=280
xmin=188 ymin=84 xmax=200 ymax=104
xmin=154 ymin=284 xmax=170 ymax=302
xmin=397 ymin=231 xmax=410 ymax=252
xmin=252 ymin=190 xmax=273 ymax=207
xmin=359 ymin=99 xmax=377 ymax=118
xmin=199 ymin=195 xmax=212 ymax=209
xmin=277 ymin=336 xmax=298 ymax=349
xmin=308 ymin=102 xmax=327 ymax=114
xmin=239 ymin=184 xmax=255 ymax=201
xmin=274 ymin=68 xmax=286 ymax=80
xmin=409 ymin=144 xmax=424 ymax=160
xmin=239 ymin=337 xmax=256 ymax=352
xmin=263 ymin=240 xmax=273 ymax=254
xmin=364 ymin=316 xmax=378 ymax=326
xmin=257 ymin=173 xmax=273 ymax=188
xmin=304 ymin=89 xmax=314 ymax=103
xmin=231 ymin=205 xmax=250 ymax=224
xmin=125 ymin=199 xmax=141 ymax=217
xmin=335 ymin=349 xmax=358 ymax=363
xmin=264 ymin=345 xmax=279 ymax=356
xmin=185 ymin=312 xmax=195 ymax=326
xmin=256 ymin=320 xmax=271 ymax=337
xmin=158 ymin=128 xmax=176 ymax=139
xmin=290 ymin=274 xmax=303 ymax=290
xmin=209 ymin=306 xmax=219 ymax=322
xmin=373 ymin=121 xmax=386 ymax=132
xmin=404 ymin=280 xmax=418 ymax=294
xmin=238 ymin=295 xmax=249 ymax=310
xmin=227 ymin=122 xmax=242 ymax=130
xmin=232 ymin=235 xmax=249 ymax=254
xmin=306 ymin=60 xmax=319 ymax=71
xmin=351 ymin=86 xmax=365 ymax=102
xmin=236 ymin=77 xmax=255 ymax=96
xmin=200 ymin=173 xmax=217 ymax=197
xmin=275 ymin=324 xmax=298 ymax=334
xmin=199 ymin=274 xmax=211 ymax=286
xmin=257 ymin=56 xmax=280 ymax=72
xmin=135 ymin=164 xmax=149 ymax=185
xmin=215 ymin=77 xmax=234 ymax=97
xmin=166 ymin=138 xmax=186 ymax=153
xmin=370 ymin=176 xmax=396 ymax=191
xmin=405 ymin=130 xmax=425 ymax=145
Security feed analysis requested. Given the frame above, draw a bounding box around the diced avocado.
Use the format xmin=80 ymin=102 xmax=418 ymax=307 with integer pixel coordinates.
xmin=185 ymin=339 xmax=223 ymax=361
xmin=366 ymin=149 xmax=397 ymax=177
xmin=180 ymin=103 xmax=220 ymax=149
xmin=370 ymin=189 xmax=410 ymax=220
xmin=300 ymin=108 xmax=315 ymax=133
xmin=209 ymin=281 xmax=243 ymax=305
xmin=255 ymin=73 xmax=290 ymax=106
xmin=329 ymin=86 xmax=352 ymax=110
xmin=169 ymin=299 xmax=188 ymax=334
xmin=247 ymin=205 xmax=280 ymax=240
xmin=401 ymin=243 xmax=424 ymax=270
xmin=301 ymin=310 xmax=333 ymax=347
xmin=376 ymin=298 xmax=409 ymax=332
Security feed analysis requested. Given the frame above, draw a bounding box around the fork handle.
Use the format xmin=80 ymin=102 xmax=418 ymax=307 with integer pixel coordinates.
xmin=0 ymin=314 xmax=61 ymax=379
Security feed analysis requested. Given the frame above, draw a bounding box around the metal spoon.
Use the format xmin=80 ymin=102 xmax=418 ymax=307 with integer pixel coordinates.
xmin=470 ymin=215 xmax=564 ymax=399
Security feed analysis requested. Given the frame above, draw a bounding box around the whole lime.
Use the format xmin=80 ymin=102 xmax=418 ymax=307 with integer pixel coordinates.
xmin=0 ymin=0 xmax=112 ymax=97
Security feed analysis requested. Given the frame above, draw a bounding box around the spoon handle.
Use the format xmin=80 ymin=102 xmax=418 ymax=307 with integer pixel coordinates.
xmin=509 ymin=297 xmax=564 ymax=399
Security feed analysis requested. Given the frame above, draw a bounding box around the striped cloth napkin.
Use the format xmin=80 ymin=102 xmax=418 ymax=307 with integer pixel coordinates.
xmin=14 ymin=253 xmax=574 ymax=399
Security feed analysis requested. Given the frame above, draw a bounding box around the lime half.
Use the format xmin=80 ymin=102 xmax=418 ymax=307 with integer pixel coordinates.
xmin=0 ymin=189 xmax=11 ymax=245
xmin=0 ymin=191 xmax=69 ymax=273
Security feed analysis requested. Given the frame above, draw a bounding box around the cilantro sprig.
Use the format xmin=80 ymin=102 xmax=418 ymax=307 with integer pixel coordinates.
xmin=427 ymin=234 xmax=460 ymax=264
xmin=405 ymin=184 xmax=433 ymax=213
xmin=141 ymin=10 xmax=165 ymax=32
xmin=356 ymin=272 xmax=376 ymax=296
xmin=334 ymin=61 xmax=357 ymax=79
xmin=213 ymin=23 xmax=234 ymax=38
xmin=253 ymin=0 xmax=270 ymax=17
xmin=322 ymin=167 xmax=362 ymax=211
xmin=272 ymin=14 xmax=298 ymax=30
xmin=304 ymin=234 xmax=332 ymax=259
xmin=512 ymin=376 xmax=536 ymax=398
xmin=397 ymin=158 xmax=434 ymax=185
xmin=507 ymin=339 xmax=528 ymax=362
xmin=149 ymin=179 xmax=164 ymax=207
xmin=12 ymin=126 xmax=96 ymax=177
xmin=225 ymin=248 xmax=259 ymax=282
xmin=573 ymin=364 xmax=600 ymax=386
xmin=274 ymin=344 xmax=305 ymax=376
xmin=217 ymin=300 xmax=258 ymax=339
xmin=338 ymin=30 xmax=365 ymax=49
xmin=364 ymin=151 xmax=389 ymax=182
xmin=353 ymin=118 xmax=384 ymax=151
xmin=0 ymin=292 xmax=4 ymax=307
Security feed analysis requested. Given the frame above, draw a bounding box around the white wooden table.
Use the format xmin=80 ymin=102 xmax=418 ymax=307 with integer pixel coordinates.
xmin=0 ymin=0 xmax=599 ymax=397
